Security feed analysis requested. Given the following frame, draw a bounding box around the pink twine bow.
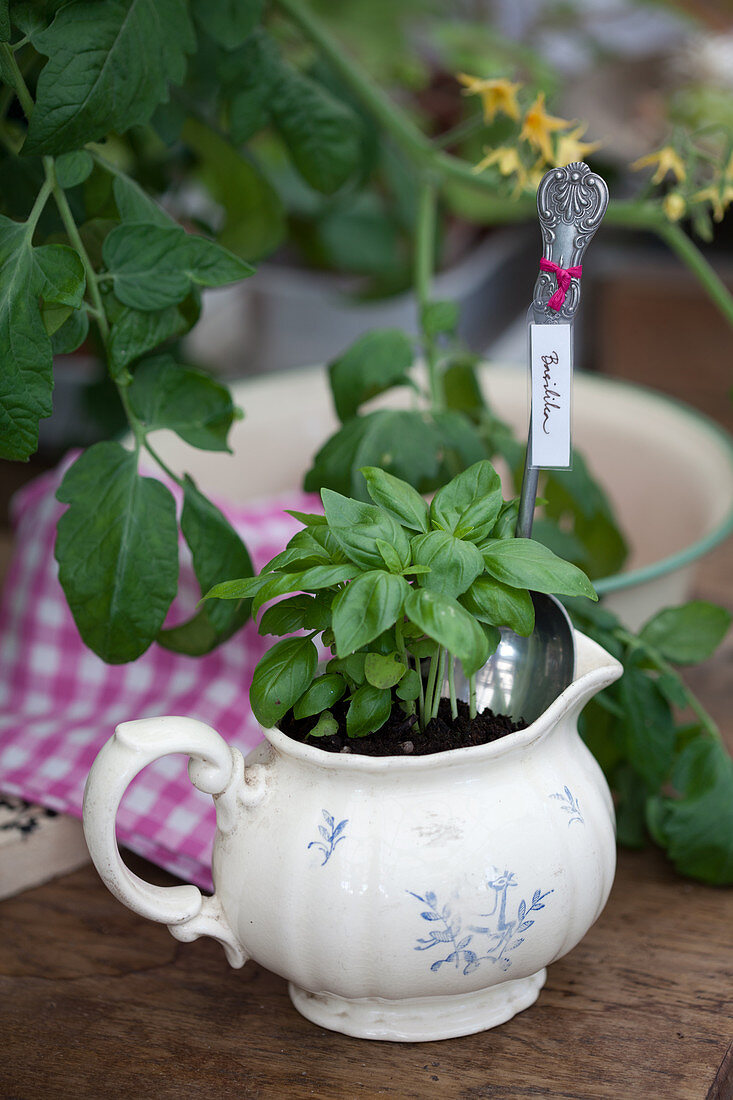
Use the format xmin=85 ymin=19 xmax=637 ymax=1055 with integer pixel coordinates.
xmin=539 ymin=258 xmax=582 ymax=312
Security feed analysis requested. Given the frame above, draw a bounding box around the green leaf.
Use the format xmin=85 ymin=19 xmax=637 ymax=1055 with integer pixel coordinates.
xmin=250 ymin=636 xmax=318 ymax=729
xmin=332 ymin=570 xmax=409 ymax=656
xmin=191 ymin=0 xmax=262 ymax=48
xmin=328 ymin=330 xmax=414 ymax=422
xmin=647 ymin=737 xmax=733 ymax=884
xmin=158 ymin=476 xmax=253 ymax=656
xmin=305 ymin=410 xmax=445 ymax=500
xmin=0 ymin=0 xmax=9 ymax=40
xmin=421 ymin=299 xmax=459 ymax=337
xmin=128 ymin=355 xmax=239 ymax=452
xmin=205 ymin=573 xmax=270 ymax=602
xmin=618 ymin=661 xmax=677 ymax=789
xmin=103 ymin=222 xmax=254 ymax=311
xmin=364 ymin=651 xmax=406 ymax=690
xmin=112 ymin=174 xmax=176 ymax=228
xmin=258 ymin=594 xmax=331 ymax=637
xmin=442 ymin=356 xmax=486 ymax=424
xmin=55 ymin=442 xmax=179 ymax=662
xmin=460 ymin=576 xmax=535 ymax=636
xmin=0 ymin=218 xmax=85 ymax=459
xmin=295 ymin=563 xmax=357 ymax=590
xmin=184 ymin=117 xmax=284 ymax=262
xmin=543 ymin=453 xmax=629 ymax=579
xmin=361 ymin=465 xmax=428 ymax=533
xmin=639 ymin=601 xmax=731 ymax=666
xmin=327 ymin=652 xmax=366 ymax=687
xmin=405 ymin=589 xmax=489 ymax=676
xmin=293 ymin=674 xmax=346 ymax=720
xmin=50 ymin=307 xmax=89 ymax=354
xmin=396 ymin=667 xmax=421 ymax=701
xmin=270 ymin=64 xmax=363 ymax=195
xmin=322 ymin=489 xmax=410 ymax=571
xmin=309 ymin=711 xmax=339 ymax=738
xmin=482 ymin=538 xmax=597 ymax=600
xmin=411 ymin=531 xmax=484 ymax=598
xmin=376 ymin=539 xmax=405 ymax=574
xmin=108 ymin=295 xmax=201 ymax=373
xmin=430 ymin=460 xmax=503 ymax=541
xmin=347 ymin=683 xmax=392 ymax=737
xmin=25 ymin=0 xmax=195 ymax=155
xmin=55 ymin=150 xmax=93 ymax=189
xmin=432 ymin=409 xmax=486 ymax=475
xmin=224 ymin=30 xmax=281 ymax=144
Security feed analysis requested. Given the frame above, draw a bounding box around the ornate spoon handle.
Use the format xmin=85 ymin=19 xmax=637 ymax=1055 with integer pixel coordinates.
xmin=516 ymin=162 xmax=609 ymax=538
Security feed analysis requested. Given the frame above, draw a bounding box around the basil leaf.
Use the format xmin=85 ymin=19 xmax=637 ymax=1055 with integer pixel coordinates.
xmin=347 ymin=683 xmax=392 ymax=738
xmin=328 ymin=329 xmax=414 ymax=422
xmin=103 ymin=222 xmax=254 ymax=311
xmin=361 ymin=465 xmax=428 ymax=532
xmin=128 ymin=355 xmax=239 ymax=452
xmin=639 ymin=601 xmax=731 ymax=666
xmin=158 ymin=476 xmax=253 ymax=656
xmin=270 ymin=64 xmax=362 ymax=195
xmin=250 ymin=636 xmax=318 ymax=729
xmin=461 ymin=576 xmax=535 ymax=636
xmin=482 ymin=538 xmax=597 ymax=600
xmin=411 ymin=531 xmax=484 ymax=598
xmin=364 ymin=652 xmax=407 ymax=690
xmin=322 ymin=489 xmax=410 ymax=570
xmin=25 ymin=0 xmax=195 ymax=155
xmin=55 ymin=442 xmax=179 ymax=663
xmin=332 ymin=570 xmax=409 ymax=656
xmin=293 ymin=674 xmax=346 ymax=720
xmin=430 ymin=460 xmax=502 ymax=541
xmin=258 ymin=594 xmax=331 ymax=637
xmin=405 ymin=589 xmax=489 ymax=676
xmin=309 ymin=711 xmax=339 ymax=738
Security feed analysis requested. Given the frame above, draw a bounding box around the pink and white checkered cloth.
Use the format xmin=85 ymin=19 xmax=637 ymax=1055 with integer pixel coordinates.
xmin=0 ymin=456 xmax=319 ymax=891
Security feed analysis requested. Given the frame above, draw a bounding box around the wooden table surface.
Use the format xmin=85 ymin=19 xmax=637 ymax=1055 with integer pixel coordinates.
xmin=1 ymin=552 xmax=732 ymax=1100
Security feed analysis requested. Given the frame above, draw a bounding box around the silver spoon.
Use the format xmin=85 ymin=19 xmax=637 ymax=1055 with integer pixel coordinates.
xmin=456 ymin=163 xmax=609 ymax=724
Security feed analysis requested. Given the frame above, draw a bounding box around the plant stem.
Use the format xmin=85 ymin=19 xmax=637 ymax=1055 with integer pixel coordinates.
xmin=657 ymin=221 xmax=733 ymax=329
xmin=431 ymin=649 xmax=447 ymax=720
xmin=423 ymin=648 xmax=441 ymax=731
xmin=448 ymin=657 xmax=458 ymax=721
xmin=45 ymin=159 xmax=110 ymax=343
xmin=469 ymin=674 xmax=477 ymax=721
xmin=25 ymin=174 xmax=53 ymax=235
xmin=275 ymin=0 xmax=733 ymax=328
xmin=0 ymin=41 xmax=34 ymax=120
xmin=616 ymin=627 xmax=721 ymax=743
xmin=414 ymin=178 xmax=442 ymax=408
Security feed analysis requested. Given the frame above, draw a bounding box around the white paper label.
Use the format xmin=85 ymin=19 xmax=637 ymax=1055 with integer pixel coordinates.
xmin=530 ymin=323 xmax=572 ymax=468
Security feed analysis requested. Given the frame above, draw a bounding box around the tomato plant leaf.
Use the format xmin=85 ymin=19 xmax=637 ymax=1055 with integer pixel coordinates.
xmin=639 ymin=601 xmax=731 ymax=666
xmin=328 ymin=329 xmax=414 ymax=422
xmin=25 ymin=0 xmax=195 ymax=155
xmin=55 ymin=442 xmax=179 ymax=663
xmin=191 ymin=0 xmax=263 ymax=48
xmin=127 ymin=354 xmax=240 ymax=452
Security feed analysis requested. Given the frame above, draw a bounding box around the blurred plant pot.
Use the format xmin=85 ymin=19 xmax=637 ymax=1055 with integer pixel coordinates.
xmin=148 ymin=364 xmax=733 ymax=631
xmin=186 ymin=228 xmax=535 ymax=377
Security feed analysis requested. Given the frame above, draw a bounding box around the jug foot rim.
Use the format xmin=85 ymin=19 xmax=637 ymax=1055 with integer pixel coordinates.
xmin=288 ymin=968 xmax=547 ymax=1042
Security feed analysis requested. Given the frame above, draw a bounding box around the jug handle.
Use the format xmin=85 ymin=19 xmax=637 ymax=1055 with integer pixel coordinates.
xmin=82 ymin=715 xmax=249 ymax=968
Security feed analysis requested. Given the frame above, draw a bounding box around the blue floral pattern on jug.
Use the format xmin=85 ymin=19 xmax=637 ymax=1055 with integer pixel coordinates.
xmin=408 ymin=872 xmax=553 ymax=975
xmin=550 ymin=785 xmax=584 ymax=826
xmin=308 ymin=810 xmax=348 ymax=866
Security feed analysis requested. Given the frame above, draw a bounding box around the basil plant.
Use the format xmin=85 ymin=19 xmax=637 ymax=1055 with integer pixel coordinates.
xmin=208 ymin=461 xmax=596 ymax=739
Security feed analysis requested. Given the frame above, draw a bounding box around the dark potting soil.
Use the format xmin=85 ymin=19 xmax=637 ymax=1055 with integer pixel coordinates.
xmin=280 ymin=698 xmax=527 ymax=758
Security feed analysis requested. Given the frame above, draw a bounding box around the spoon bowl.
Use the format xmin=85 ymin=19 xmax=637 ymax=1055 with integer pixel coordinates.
xmin=452 ymin=592 xmax=576 ymax=725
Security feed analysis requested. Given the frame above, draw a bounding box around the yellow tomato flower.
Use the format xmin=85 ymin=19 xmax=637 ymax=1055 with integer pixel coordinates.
xmin=519 ymin=92 xmax=571 ymax=163
xmin=692 ymin=183 xmax=733 ymax=222
xmin=663 ymin=191 xmax=686 ymax=222
xmin=554 ymin=124 xmax=602 ymax=168
xmin=457 ymin=73 xmax=522 ymax=123
xmin=631 ymin=145 xmax=686 ymax=185
xmin=472 ymin=145 xmax=527 ymax=194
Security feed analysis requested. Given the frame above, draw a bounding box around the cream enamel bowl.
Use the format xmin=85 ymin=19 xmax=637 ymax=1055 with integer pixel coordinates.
xmin=143 ymin=363 xmax=733 ymax=631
